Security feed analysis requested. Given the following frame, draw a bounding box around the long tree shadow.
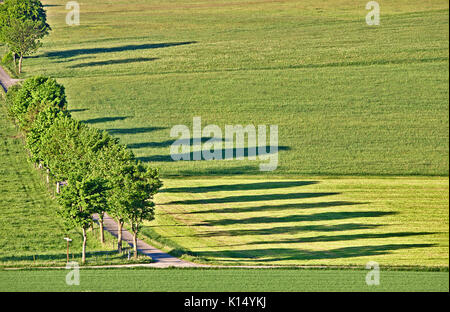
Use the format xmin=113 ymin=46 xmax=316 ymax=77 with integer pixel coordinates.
xmin=172 ymin=166 xmax=262 ymax=176
xmin=199 ymin=211 xmax=396 ymax=226
xmin=106 ymin=126 xmax=167 ymax=135
xmin=43 ymin=41 xmax=197 ymax=59
xmin=243 ymin=232 xmax=436 ymax=245
xmin=161 ymin=181 xmax=318 ymax=194
xmin=68 ymin=57 xmax=158 ymax=68
xmin=128 ymin=137 xmax=226 ymax=149
xmin=166 ymin=192 xmax=340 ymax=205
xmin=142 ymin=146 xmax=290 ymax=162
xmin=182 ymin=201 xmax=366 ymax=215
xmin=195 ymin=223 xmax=383 ymax=237
xmin=194 ymin=244 xmax=435 ymax=262
xmin=82 ymin=116 xmax=129 ymax=124
xmin=69 ymin=108 xmax=89 ymax=113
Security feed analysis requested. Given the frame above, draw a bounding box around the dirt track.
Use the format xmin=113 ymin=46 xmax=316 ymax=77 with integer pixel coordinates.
xmin=0 ymin=65 xmax=20 ymax=92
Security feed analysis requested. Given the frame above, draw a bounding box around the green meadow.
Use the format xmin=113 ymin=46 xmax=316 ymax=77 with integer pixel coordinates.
xmin=0 ymin=99 xmax=150 ymax=267
xmin=144 ymin=177 xmax=449 ymax=267
xmin=0 ymin=0 xmax=448 ymax=291
xmin=15 ymin=0 xmax=449 ymax=176
xmin=1 ymin=268 xmax=448 ymax=292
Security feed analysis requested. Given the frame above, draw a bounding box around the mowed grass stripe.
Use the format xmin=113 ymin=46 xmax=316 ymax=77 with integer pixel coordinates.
xmin=139 ymin=177 xmax=449 ymax=267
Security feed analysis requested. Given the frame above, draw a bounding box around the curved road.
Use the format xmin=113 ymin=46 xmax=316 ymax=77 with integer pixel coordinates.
xmin=1 ymin=65 xmax=307 ymax=269
xmin=93 ymin=213 xmax=200 ymax=268
xmin=0 ymin=65 xmax=200 ymax=268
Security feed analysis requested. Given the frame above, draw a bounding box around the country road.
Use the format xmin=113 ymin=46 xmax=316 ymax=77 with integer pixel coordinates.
xmin=93 ymin=213 xmax=200 ymax=268
xmin=0 ymin=65 xmax=202 ymax=268
xmin=0 ymin=65 xmax=20 ymax=92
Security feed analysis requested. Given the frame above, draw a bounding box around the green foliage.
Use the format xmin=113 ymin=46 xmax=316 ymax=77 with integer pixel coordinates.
xmin=4 ymin=83 xmax=20 ymax=114
xmin=0 ymin=101 xmax=130 ymax=268
xmin=6 ymin=73 xmax=163 ymax=257
xmin=121 ymin=163 xmax=162 ymax=234
xmin=25 ymin=107 xmax=70 ymax=164
xmin=38 ymin=116 xmax=89 ymax=180
xmin=1 ymin=50 xmax=14 ymax=64
xmin=0 ymin=50 xmax=17 ymax=75
xmin=0 ymin=0 xmax=50 ymax=72
xmin=1 ymin=18 xmax=43 ymax=55
xmin=57 ymin=175 xmax=109 ymax=231
xmin=0 ymin=0 xmax=50 ymax=39
xmin=9 ymin=76 xmax=67 ymax=130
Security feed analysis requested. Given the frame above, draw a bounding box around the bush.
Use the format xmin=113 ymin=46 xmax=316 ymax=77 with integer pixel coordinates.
xmin=38 ymin=116 xmax=119 ymax=181
xmin=26 ymin=107 xmax=70 ymax=165
xmin=1 ymin=51 xmax=14 ymax=65
xmin=6 ymin=74 xmax=162 ymax=259
xmin=9 ymin=76 xmax=67 ymax=130
xmin=1 ymin=51 xmax=18 ymax=76
xmin=4 ymin=83 xmax=21 ymax=114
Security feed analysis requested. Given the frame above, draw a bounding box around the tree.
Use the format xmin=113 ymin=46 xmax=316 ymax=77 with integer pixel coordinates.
xmin=57 ymin=174 xmax=109 ymax=264
xmin=38 ymin=116 xmax=113 ymax=182
xmin=0 ymin=0 xmax=50 ymax=73
xmin=26 ymin=107 xmax=69 ymax=165
xmin=122 ymin=163 xmax=162 ymax=259
xmin=0 ymin=0 xmax=50 ymax=29
xmin=94 ymin=143 xmax=135 ymax=252
xmin=1 ymin=19 xmax=44 ymax=73
xmin=9 ymin=76 xmax=67 ymax=131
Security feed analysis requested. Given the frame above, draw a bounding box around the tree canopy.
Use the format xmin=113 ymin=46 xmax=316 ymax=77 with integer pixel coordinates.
xmin=7 ymin=75 xmax=163 ymax=262
xmin=0 ymin=0 xmax=50 ymax=73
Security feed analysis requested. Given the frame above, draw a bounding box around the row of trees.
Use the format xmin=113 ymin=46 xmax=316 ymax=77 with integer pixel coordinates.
xmin=6 ymin=76 xmax=162 ymax=264
xmin=0 ymin=0 xmax=50 ymax=73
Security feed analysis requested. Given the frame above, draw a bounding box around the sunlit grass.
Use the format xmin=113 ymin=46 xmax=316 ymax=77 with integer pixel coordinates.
xmin=139 ymin=177 xmax=449 ymax=267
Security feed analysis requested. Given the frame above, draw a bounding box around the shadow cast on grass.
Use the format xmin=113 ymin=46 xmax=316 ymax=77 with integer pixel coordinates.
xmin=200 ymin=211 xmax=396 ymax=226
xmin=82 ymin=116 xmax=129 ymax=124
xmin=43 ymin=41 xmax=197 ymax=59
xmin=194 ymin=244 xmax=436 ymax=262
xmin=107 ymin=127 xmax=167 ymax=135
xmin=140 ymin=146 xmax=290 ymax=162
xmin=194 ymin=223 xmax=383 ymax=238
xmin=182 ymin=201 xmax=365 ymax=215
xmin=166 ymin=192 xmax=340 ymax=205
xmin=244 ymin=232 xmax=437 ymax=245
xmin=128 ymin=137 xmax=226 ymax=149
xmin=69 ymin=108 xmax=89 ymax=113
xmin=68 ymin=57 xmax=158 ymax=68
xmin=165 ymin=166 xmax=263 ymax=176
xmin=162 ymin=181 xmax=318 ymax=194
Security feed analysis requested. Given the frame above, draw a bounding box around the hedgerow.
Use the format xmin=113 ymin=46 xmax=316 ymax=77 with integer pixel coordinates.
xmin=6 ymin=76 xmax=162 ymax=263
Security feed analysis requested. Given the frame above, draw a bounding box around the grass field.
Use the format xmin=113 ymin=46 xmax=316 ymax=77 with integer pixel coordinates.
xmin=0 ymin=0 xmax=448 ymax=292
xmin=11 ymin=0 xmax=449 ymax=176
xmin=139 ymin=177 xmax=449 ymax=267
xmin=0 ymin=97 xmax=150 ymax=267
xmin=0 ymin=268 xmax=448 ymax=292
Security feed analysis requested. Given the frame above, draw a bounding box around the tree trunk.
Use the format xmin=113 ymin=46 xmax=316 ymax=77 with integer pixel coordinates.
xmin=99 ymin=213 xmax=104 ymax=244
xmin=18 ymin=54 xmax=23 ymax=74
xmin=13 ymin=53 xmax=17 ymax=71
xmin=117 ymin=221 xmax=123 ymax=253
xmin=81 ymin=227 xmax=87 ymax=264
xmin=133 ymin=230 xmax=138 ymax=259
